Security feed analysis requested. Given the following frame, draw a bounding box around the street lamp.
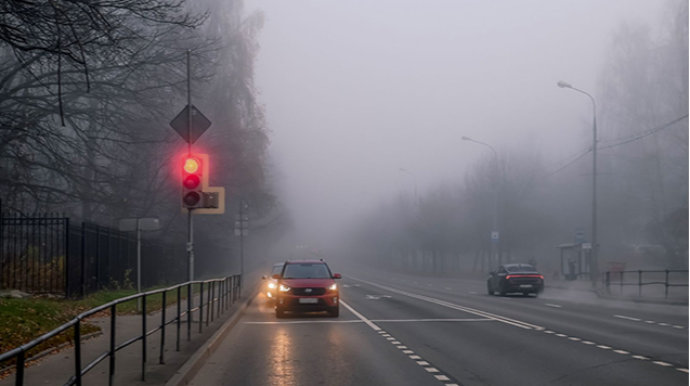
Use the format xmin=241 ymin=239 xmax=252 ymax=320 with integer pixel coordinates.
xmin=462 ymin=136 xmax=499 ymax=268
xmin=557 ymin=80 xmax=599 ymax=286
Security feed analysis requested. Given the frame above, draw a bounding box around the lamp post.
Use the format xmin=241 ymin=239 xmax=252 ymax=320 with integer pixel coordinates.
xmin=557 ymin=80 xmax=599 ymax=286
xmin=399 ymin=167 xmax=418 ymax=206
xmin=462 ymin=136 xmax=499 ymax=269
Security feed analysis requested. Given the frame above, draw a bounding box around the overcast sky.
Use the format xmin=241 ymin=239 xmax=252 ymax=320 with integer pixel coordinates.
xmin=245 ymin=0 xmax=665 ymax=248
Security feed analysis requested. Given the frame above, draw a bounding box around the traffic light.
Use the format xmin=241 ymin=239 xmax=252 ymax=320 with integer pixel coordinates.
xmin=182 ymin=154 xmax=206 ymax=209
xmin=180 ymin=153 xmax=225 ymax=213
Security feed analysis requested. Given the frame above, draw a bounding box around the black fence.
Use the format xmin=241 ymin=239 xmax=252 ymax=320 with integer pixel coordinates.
xmin=0 ymin=212 xmax=185 ymax=298
xmin=605 ymin=269 xmax=689 ymax=298
xmin=0 ymin=274 xmax=242 ymax=386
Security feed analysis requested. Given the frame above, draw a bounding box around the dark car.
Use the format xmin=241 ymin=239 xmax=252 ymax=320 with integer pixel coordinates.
xmin=261 ymin=262 xmax=285 ymax=300
xmin=487 ymin=263 xmax=544 ymax=296
xmin=273 ymin=260 xmax=342 ymax=318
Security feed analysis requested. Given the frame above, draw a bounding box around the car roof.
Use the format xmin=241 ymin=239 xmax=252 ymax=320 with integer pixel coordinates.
xmin=273 ymin=262 xmax=284 ymax=267
xmin=285 ymin=259 xmax=326 ymax=264
xmin=503 ymin=263 xmax=536 ymax=269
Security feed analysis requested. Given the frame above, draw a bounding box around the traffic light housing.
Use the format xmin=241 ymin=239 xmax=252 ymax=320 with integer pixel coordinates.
xmin=180 ymin=153 xmax=225 ymax=213
xmin=182 ymin=154 xmax=207 ymax=209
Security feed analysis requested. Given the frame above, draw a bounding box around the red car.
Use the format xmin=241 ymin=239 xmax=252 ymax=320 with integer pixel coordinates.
xmin=272 ymin=260 xmax=342 ymax=318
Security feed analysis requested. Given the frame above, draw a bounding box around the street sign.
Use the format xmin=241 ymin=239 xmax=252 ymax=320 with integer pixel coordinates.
xmin=491 ymin=231 xmax=499 ymax=243
xmin=170 ymin=105 xmax=212 ymax=144
xmin=582 ymin=243 xmax=592 ymax=250
xmin=118 ymin=218 xmax=160 ymax=232
xmin=575 ymin=228 xmax=586 ymax=244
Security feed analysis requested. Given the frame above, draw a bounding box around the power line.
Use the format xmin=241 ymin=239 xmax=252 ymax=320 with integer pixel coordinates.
xmin=541 ymin=114 xmax=688 ymax=179
xmin=541 ymin=148 xmax=592 ymax=179
xmin=598 ymin=114 xmax=688 ymax=150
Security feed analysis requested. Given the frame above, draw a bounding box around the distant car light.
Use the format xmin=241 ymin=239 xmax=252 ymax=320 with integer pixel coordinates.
xmin=279 ymin=284 xmax=290 ymax=292
xmin=267 ymin=292 xmax=272 ymax=298
xmin=268 ymin=282 xmax=277 ymax=289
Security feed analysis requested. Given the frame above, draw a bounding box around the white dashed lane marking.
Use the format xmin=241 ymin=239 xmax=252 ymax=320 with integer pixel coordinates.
xmin=539 ymin=324 xmax=687 ymax=374
xmin=614 ymin=314 xmax=686 ymax=330
xmin=545 ymin=303 xmax=562 ymax=308
xmin=340 ymin=300 xmax=462 ymax=385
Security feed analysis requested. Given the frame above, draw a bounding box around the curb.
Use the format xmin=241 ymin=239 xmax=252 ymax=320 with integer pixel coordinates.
xmin=164 ymin=285 xmax=259 ymax=386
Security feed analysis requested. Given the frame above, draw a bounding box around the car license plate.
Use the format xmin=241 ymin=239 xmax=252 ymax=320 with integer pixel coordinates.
xmin=299 ymin=298 xmax=318 ymax=304
xmin=519 ymin=284 xmax=533 ymax=288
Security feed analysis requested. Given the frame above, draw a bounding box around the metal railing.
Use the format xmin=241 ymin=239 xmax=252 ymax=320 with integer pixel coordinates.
xmin=605 ymin=269 xmax=688 ymax=298
xmin=0 ymin=274 xmax=242 ymax=386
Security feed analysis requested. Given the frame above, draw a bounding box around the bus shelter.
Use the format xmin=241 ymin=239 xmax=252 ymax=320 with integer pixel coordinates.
xmin=557 ymin=243 xmax=591 ymax=281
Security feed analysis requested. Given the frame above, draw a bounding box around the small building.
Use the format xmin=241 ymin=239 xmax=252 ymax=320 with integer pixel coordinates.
xmin=557 ymin=243 xmax=591 ymax=280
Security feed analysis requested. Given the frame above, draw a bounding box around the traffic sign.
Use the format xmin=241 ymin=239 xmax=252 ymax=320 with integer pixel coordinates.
xmin=575 ymin=228 xmax=586 ymax=244
xmin=170 ymin=105 xmax=212 ymax=144
xmin=491 ymin=231 xmax=499 ymax=243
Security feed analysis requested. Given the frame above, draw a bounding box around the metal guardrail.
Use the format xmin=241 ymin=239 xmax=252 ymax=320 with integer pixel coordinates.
xmin=0 ymin=274 xmax=242 ymax=386
xmin=605 ymin=269 xmax=688 ymax=298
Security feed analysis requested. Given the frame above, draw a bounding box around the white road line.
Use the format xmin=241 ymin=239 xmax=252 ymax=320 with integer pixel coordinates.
xmin=545 ymin=303 xmax=562 ymax=308
xmin=677 ymin=368 xmax=689 ymax=373
xmin=397 ymin=346 xmax=407 ymax=349
xmin=543 ymin=330 xmax=554 ymax=334
xmin=653 ymin=361 xmax=673 ymax=367
xmin=392 ymin=341 xmax=401 ymax=344
xmin=341 ymin=300 xmax=460 ymax=384
xmin=435 ymin=375 xmax=451 ymax=381
xmin=613 ymin=350 xmax=629 ymax=355
xmin=632 ymin=355 xmax=649 ymax=360
xmin=568 ymin=337 xmax=581 ymax=341
xmin=341 ymin=300 xmax=380 ymax=331
xmin=245 ymin=320 xmax=363 ymax=325
xmin=673 ymin=325 xmax=685 ymax=329
xmin=351 ymin=277 xmax=544 ymax=330
xmin=658 ymin=323 xmax=669 ymax=326
xmin=644 ymin=320 xmax=655 ymax=324
xmin=614 ymin=314 xmax=641 ymax=322
xmin=417 ymin=361 xmax=430 ymax=366
xmin=382 ymin=334 xmax=391 ymax=337
xmin=597 ymin=345 xmax=611 ymax=349
xmin=409 ymin=355 xmax=421 ymax=359
xmin=555 ymin=334 xmax=567 ymax=337
xmin=372 ymin=318 xmax=493 ymax=323
xmin=581 ymin=341 xmax=595 ymax=345
xmin=386 ymin=337 xmax=395 ymax=340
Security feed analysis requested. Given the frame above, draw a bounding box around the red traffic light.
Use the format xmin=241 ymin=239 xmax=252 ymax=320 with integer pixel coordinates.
xmin=181 ymin=154 xmax=205 ymax=209
xmin=183 ymin=174 xmax=201 ymax=190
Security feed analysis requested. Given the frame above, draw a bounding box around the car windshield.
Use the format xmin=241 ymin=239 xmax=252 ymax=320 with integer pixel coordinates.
xmin=506 ymin=265 xmax=536 ymax=272
xmin=271 ymin=265 xmax=284 ymax=275
xmin=282 ymin=263 xmax=331 ymax=279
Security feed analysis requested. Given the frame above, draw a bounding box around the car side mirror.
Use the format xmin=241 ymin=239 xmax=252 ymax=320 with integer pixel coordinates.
xmin=272 ymin=273 xmax=281 ymax=280
xmin=333 ymin=273 xmax=342 ymax=279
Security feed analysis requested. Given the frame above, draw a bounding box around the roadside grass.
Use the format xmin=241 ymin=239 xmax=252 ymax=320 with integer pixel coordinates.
xmin=0 ymin=285 xmax=198 ymax=364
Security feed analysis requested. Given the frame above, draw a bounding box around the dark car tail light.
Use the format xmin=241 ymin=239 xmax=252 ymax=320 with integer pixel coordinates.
xmin=506 ymin=274 xmax=544 ymax=280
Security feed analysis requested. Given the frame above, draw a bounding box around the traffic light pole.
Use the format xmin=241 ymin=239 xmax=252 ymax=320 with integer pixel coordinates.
xmin=186 ymin=50 xmax=195 ymax=283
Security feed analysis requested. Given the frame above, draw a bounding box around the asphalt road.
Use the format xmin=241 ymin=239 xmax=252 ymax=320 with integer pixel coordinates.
xmin=190 ymin=266 xmax=688 ymax=386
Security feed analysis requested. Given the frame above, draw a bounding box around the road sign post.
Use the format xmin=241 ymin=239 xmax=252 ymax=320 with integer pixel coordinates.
xmin=118 ymin=218 xmax=160 ymax=311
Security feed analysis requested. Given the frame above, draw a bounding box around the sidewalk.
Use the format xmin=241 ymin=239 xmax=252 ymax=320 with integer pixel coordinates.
xmin=547 ymin=278 xmax=688 ymax=306
xmin=0 ymin=284 xmax=255 ymax=386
